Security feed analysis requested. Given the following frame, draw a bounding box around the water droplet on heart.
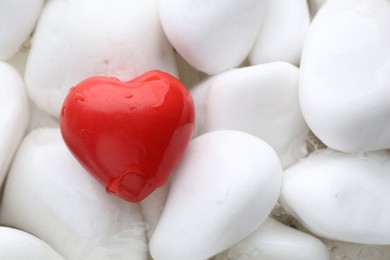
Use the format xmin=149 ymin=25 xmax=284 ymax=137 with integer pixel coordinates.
xmin=106 ymin=172 xmax=128 ymax=194
xmin=106 ymin=168 xmax=143 ymax=194
xmin=79 ymin=129 xmax=94 ymax=144
xmin=129 ymin=106 xmax=136 ymax=110
xmin=80 ymin=129 xmax=88 ymax=137
xmin=74 ymin=93 xmax=85 ymax=102
xmin=125 ymin=94 xmax=133 ymax=99
xmin=105 ymin=168 xmax=150 ymax=202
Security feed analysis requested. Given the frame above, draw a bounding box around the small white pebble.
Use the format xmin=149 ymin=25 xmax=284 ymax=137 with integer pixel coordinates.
xmin=192 ymin=62 xmax=309 ymax=168
xmin=217 ymin=218 xmax=329 ymax=260
xmin=1 ymin=128 xmax=148 ymax=260
xmin=159 ymin=0 xmax=268 ymax=75
xmin=249 ymin=0 xmax=310 ymax=66
xmin=25 ymin=0 xmax=177 ymax=118
xmin=281 ymin=149 xmax=390 ymax=244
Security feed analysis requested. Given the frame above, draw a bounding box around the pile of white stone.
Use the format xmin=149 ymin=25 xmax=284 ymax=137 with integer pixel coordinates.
xmin=1 ymin=0 xmax=389 ymax=259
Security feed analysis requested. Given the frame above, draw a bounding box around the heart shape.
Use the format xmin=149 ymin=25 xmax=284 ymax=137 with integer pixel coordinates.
xmin=60 ymin=70 xmax=195 ymax=203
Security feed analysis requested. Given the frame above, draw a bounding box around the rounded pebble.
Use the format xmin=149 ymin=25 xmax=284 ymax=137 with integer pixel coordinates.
xmin=249 ymin=0 xmax=310 ymax=66
xmin=280 ymin=149 xmax=390 ymax=244
xmin=150 ymin=130 xmax=282 ymax=260
xmin=0 ymin=128 xmax=147 ymax=260
xmin=0 ymin=61 xmax=29 ymax=187
xmin=216 ymin=218 xmax=329 ymax=260
xmin=192 ymin=62 xmax=309 ymax=168
xmin=300 ymin=0 xmax=390 ymax=152
xmin=159 ymin=0 xmax=268 ymax=75
xmin=25 ymin=0 xmax=177 ymax=118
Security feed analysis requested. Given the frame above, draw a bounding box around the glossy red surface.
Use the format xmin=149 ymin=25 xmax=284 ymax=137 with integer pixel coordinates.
xmin=60 ymin=70 xmax=195 ymax=203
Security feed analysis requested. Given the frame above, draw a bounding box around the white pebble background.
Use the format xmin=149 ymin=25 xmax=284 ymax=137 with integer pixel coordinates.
xmin=1 ymin=0 xmax=390 ymax=259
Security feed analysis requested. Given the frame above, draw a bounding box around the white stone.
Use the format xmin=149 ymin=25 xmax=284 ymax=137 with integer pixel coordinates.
xmin=159 ymin=0 xmax=268 ymax=75
xmin=150 ymin=130 xmax=282 ymax=260
xmin=280 ymin=149 xmax=390 ymax=244
xmin=216 ymin=218 xmax=329 ymax=260
xmin=0 ymin=227 xmax=64 ymax=260
xmin=249 ymin=0 xmax=310 ymax=66
xmin=25 ymin=0 xmax=177 ymax=118
xmin=0 ymin=62 xmax=29 ymax=187
xmin=0 ymin=128 xmax=147 ymax=260
xmin=192 ymin=62 xmax=309 ymax=168
xmin=299 ymin=0 xmax=390 ymax=153
xmin=0 ymin=0 xmax=44 ymax=60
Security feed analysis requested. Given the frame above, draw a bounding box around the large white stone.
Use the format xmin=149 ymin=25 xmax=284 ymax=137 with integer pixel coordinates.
xmin=159 ymin=0 xmax=268 ymax=75
xmin=0 ymin=128 xmax=147 ymax=260
xmin=0 ymin=227 xmax=64 ymax=260
xmin=280 ymin=149 xmax=390 ymax=244
xmin=192 ymin=62 xmax=309 ymax=168
xmin=249 ymin=0 xmax=310 ymax=66
xmin=216 ymin=218 xmax=329 ymax=260
xmin=25 ymin=0 xmax=177 ymax=118
xmin=150 ymin=130 xmax=282 ymax=260
xmin=299 ymin=0 xmax=390 ymax=153
xmin=0 ymin=62 xmax=29 ymax=188
xmin=0 ymin=0 xmax=44 ymax=60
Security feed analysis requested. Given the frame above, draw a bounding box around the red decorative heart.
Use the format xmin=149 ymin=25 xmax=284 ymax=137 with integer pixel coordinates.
xmin=60 ymin=70 xmax=195 ymax=203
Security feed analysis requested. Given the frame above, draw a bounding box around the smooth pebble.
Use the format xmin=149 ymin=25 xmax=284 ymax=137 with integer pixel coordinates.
xmin=192 ymin=62 xmax=309 ymax=168
xmin=300 ymin=0 xmax=390 ymax=153
xmin=0 ymin=128 xmax=147 ymax=260
xmin=280 ymin=149 xmax=390 ymax=244
xmin=25 ymin=0 xmax=177 ymax=118
xmin=216 ymin=218 xmax=329 ymax=260
xmin=0 ymin=62 xmax=29 ymax=188
xmin=159 ymin=0 xmax=268 ymax=75
xmin=249 ymin=0 xmax=310 ymax=66
xmin=150 ymin=130 xmax=282 ymax=260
